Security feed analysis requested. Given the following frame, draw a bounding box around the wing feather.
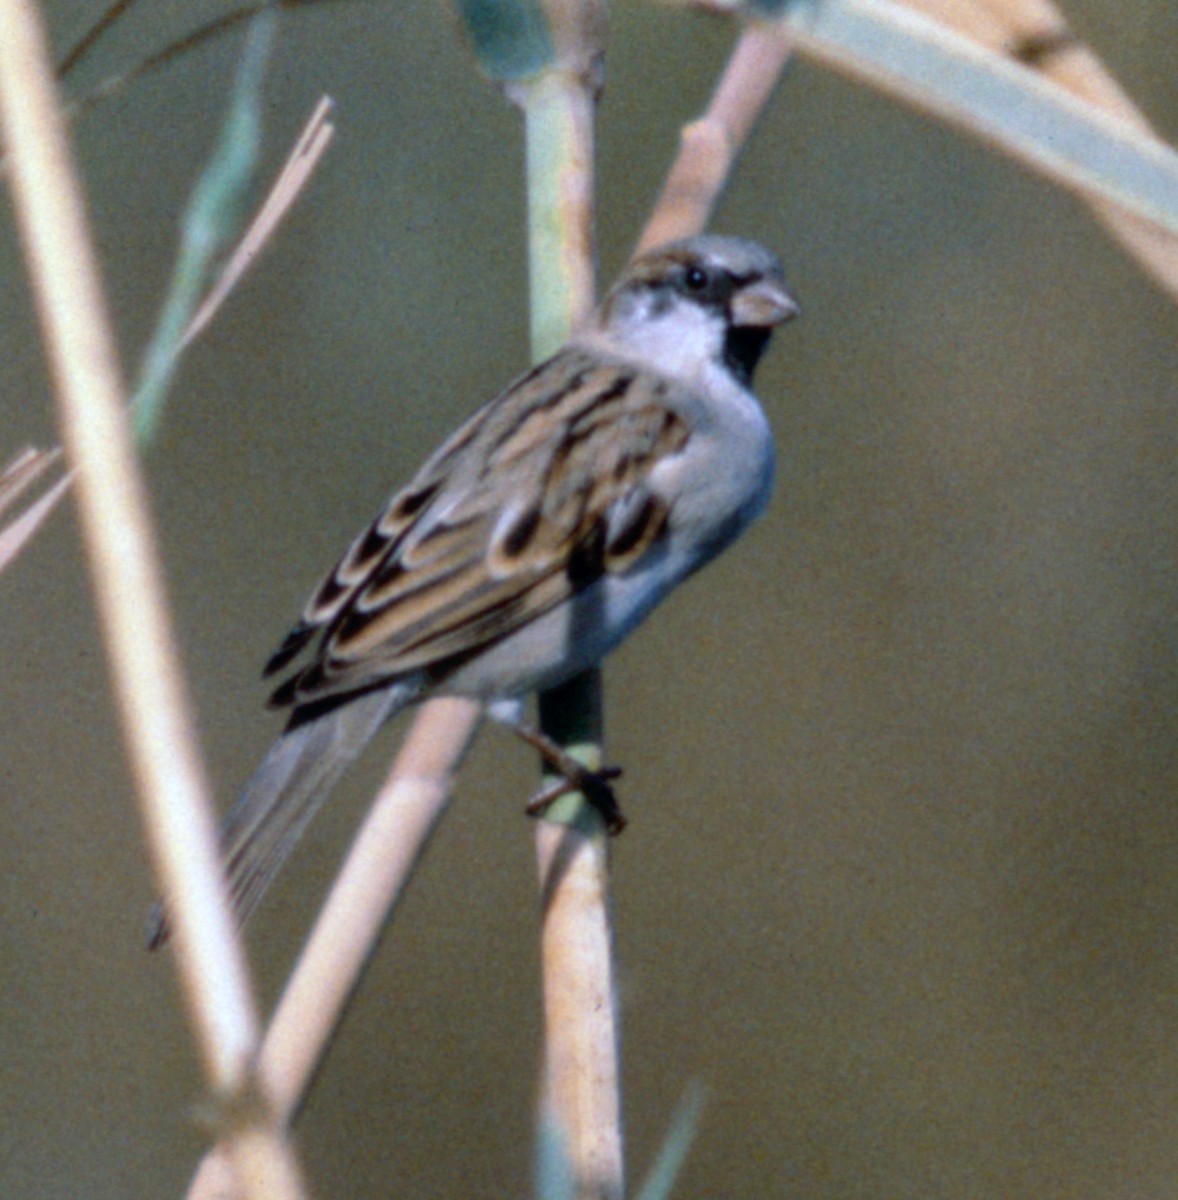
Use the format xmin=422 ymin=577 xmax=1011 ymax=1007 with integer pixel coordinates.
xmin=267 ymin=348 xmax=691 ymax=713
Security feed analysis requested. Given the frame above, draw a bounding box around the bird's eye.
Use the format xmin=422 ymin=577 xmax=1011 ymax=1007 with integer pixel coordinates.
xmin=684 ymin=265 xmax=709 ymax=291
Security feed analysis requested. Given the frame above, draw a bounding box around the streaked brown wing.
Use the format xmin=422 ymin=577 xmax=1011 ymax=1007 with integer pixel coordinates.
xmin=266 ymin=348 xmax=690 ymax=712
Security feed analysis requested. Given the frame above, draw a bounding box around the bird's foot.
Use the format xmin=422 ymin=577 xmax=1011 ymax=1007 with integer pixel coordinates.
xmin=484 ymin=700 xmax=628 ymax=834
xmin=525 ymin=762 xmax=627 ymax=835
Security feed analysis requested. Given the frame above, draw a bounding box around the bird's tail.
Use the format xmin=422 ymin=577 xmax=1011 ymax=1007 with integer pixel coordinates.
xmin=147 ymin=688 xmax=402 ymax=949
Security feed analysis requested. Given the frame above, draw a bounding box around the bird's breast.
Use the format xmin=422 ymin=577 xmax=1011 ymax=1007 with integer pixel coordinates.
xmin=653 ymin=375 xmax=776 ymax=564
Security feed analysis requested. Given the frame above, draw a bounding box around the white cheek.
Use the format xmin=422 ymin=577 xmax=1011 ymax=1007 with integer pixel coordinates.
xmin=603 ymin=297 xmax=725 ymax=383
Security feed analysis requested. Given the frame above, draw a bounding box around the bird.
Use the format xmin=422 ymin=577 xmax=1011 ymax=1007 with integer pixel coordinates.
xmin=147 ymin=234 xmax=798 ymax=947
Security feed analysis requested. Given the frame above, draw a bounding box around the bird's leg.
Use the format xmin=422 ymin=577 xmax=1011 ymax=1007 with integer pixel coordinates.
xmin=485 ymin=700 xmax=627 ymax=834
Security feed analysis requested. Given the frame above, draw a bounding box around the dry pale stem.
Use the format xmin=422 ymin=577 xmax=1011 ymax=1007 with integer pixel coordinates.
xmin=637 ymin=20 xmax=793 ymax=253
xmin=0 ymin=2 xmax=304 ymax=1196
xmin=185 ymin=698 xmax=482 ymax=1200
xmin=536 ymin=821 xmax=624 ymax=1200
xmin=525 ymin=18 xmax=791 ymax=1195
xmin=903 ymin=0 xmax=1178 ymax=299
xmin=516 ymin=20 xmax=625 ymax=1194
xmin=259 ymin=697 xmax=481 ymax=1122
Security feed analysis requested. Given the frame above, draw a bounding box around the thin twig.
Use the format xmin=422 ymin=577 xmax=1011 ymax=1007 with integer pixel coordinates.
xmin=0 ymin=3 xmax=305 ymax=1197
xmin=56 ymin=0 xmax=140 ymax=76
xmin=0 ymin=464 xmax=71 ymax=573
xmin=0 ymin=446 xmax=69 ymax=578
xmin=0 ymin=95 xmax=335 ymax=577
xmin=636 ymin=20 xmax=793 ymax=254
xmin=0 ymin=448 xmax=68 ymax=578
xmin=184 ymin=96 xmax=336 ymax=348
xmin=0 ymin=445 xmax=61 ymax=517
xmin=61 ymin=1 xmax=340 ymax=120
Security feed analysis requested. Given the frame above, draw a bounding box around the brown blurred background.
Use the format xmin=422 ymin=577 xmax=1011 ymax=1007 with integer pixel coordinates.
xmin=1 ymin=2 xmax=1176 ymax=1197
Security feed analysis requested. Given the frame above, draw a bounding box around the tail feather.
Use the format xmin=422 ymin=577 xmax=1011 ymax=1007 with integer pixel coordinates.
xmin=146 ymin=687 xmax=404 ymax=949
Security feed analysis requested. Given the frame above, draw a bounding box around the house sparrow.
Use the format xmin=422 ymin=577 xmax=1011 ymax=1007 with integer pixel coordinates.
xmin=148 ymin=234 xmax=797 ymax=946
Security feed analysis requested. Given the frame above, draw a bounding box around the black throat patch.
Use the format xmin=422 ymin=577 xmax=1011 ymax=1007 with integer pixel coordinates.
xmin=724 ymin=325 xmax=772 ymax=386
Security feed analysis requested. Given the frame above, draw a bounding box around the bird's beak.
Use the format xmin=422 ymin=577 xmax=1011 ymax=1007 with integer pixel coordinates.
xmin=731 ymin=278 xmax=800 ymax=328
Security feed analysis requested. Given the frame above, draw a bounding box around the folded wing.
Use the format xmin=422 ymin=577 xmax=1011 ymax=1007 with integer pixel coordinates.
xmin=266 ymin=349 xmax=691 ymax=723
